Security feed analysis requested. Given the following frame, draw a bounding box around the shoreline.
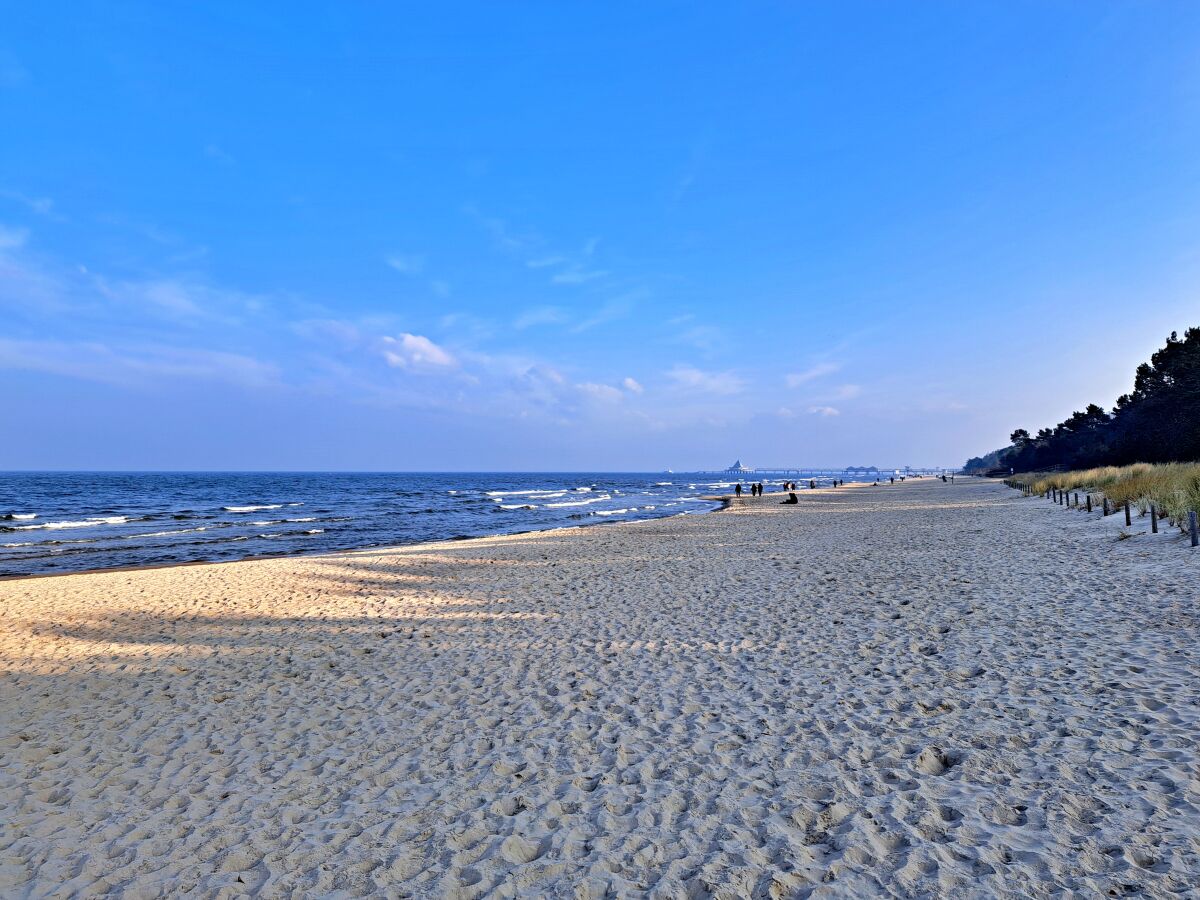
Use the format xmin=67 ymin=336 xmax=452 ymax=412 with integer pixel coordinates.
xmin=6 ymin=478 xmax=1195 ymax=895
xmin=0 ymin=496 xmax=734 ymax=584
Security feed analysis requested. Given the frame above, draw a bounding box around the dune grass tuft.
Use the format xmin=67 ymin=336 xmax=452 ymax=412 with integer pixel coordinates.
xmin=1009 ymin=462 xmax=1200 ymax=531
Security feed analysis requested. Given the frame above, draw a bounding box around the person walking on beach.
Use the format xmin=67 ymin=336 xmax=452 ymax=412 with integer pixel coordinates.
xmin=735 ymin=483 xmax=742 ymax=497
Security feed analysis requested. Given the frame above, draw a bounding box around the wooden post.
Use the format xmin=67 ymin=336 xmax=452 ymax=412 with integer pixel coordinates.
xmin=1124 ymin=501 xmax=1131 ymax=527
xmin=1086 ymin=495 xmax=1092 ymax=513
xmin=1191 ymin=511 xmax=1198 ymax=548
xmin=1074 ymin=492 xmax=1079 ymax=508
xmin=1103 ymin=497 xmax=1109 ymax=516
xmin=1151 ymin=504 xmax=1158 ymax=534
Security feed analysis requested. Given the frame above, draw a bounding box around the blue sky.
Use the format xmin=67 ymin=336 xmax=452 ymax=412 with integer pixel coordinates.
xmin=2 ymin=2 xmax=1199 ymax=470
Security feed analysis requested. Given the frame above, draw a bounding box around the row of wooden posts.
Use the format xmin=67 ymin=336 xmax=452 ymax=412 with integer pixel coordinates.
xmin=1003 ymin=479 xmax=1199 ymax=547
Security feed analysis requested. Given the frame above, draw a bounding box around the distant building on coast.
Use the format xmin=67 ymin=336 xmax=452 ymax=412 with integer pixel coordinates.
xmin=724 ymin=459 xmax=754 ymax=473
xmin=845 ymin=466 xmax=880 ymax=476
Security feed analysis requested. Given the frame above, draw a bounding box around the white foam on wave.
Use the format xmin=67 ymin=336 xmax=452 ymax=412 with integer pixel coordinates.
xmin=544 ymin=495 xmax=610 ymax=508
xmin=594 ymin=508 xmax=633 ymax=516
xmin=135 ymin=527 xmax=208 ymax=539
xmin=486 ymin=489 xmax=564 ymax=497
xmin=574 ymin=486 xmax=594 ymax=492
xmin=13 ymin=516 xmax=129 ymax=531
xmin=288 ymin=517 xmax=317 ymax=523
xmin=499 ymin=503 xmax=536 ymax=510
xmin=8 ymin=513 xmax=37 ymax=520
xmin=304 ymin=529 xmax=324 ymax=535
xmin=655 ymin=482 xmax=673 ymax=486
xmin=224 ymin=504 xmax=283 ymax=513
xmin=3 ymin=537 xmax=96 ymax=547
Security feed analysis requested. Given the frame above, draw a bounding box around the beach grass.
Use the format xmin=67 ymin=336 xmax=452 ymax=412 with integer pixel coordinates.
xmin=1010 ymin=462 xmax=1200 ymax=528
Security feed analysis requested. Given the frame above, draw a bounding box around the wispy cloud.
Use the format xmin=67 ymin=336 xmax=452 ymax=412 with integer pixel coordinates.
xmin=0 ymin=190 xmax=55 ymax=217
xmin=809 ymin=405 xmax=840 ymax=417
xmin=0 ymin=51 xmax=29 ymax=89
xmin=204 ymin=143 xmax=235 ymax=166
xmin=571 ymin=292 xmax=641 ymax=333
xmin=622 ymin=376 xmax=644 ymax=394
xmin=666 ymin=364 xmax=746 ymax=396
xmin=0 ymin=224 xmax=29 ymax=250
xmin=678 ymin=324 xmax=724 ymax=352
xmin=380 ymin=333 xmax=457 ymax=371
xmin=785 ymin=362 xmax=839 ymax=387
xmin=577 ymin=381 xmax=623 ymax=403
xmin=94 ymin=276 xmax=265 ymax=323
xmin=385 ymin=253 xmax=425 ymax=275
xmin=514 ymin=306 xmax=568 ymax=329
xmin=551 ymin=266 xmax=608 ymax=286
xmin=465 ymin=205 xmax=536 ymax=252
xmin=0 ymin=338 xmax=279 ymax=388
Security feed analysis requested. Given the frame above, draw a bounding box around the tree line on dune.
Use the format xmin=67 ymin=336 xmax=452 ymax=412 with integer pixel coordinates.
xmin=964 ymin=327 xmax=1200 ymax=474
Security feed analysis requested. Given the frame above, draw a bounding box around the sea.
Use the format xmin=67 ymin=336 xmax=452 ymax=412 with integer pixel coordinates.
xmin=0 ymin=471 xmax=784 ymax=579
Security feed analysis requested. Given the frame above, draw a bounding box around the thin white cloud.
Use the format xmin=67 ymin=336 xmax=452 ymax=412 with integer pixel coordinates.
xmin=0 ymin=224 xmax=29 ymax=250
xmin=0 ymin=338 xmax=279 ymax=388
xmin=204 ymin=143 xmax=235 ymax=166
xmin=292 ymin=318 xmax=363 ymax=347
xmin=380 ymin=333 xmax=456 ymax=371
xmin=577 ymin=382 xmax=623 ymax=403
xmin=0 ymin=52 xmax=29 ymax=89
xmin=552 ymin=267 xmax=608 ymax=286
xmin=386 ymin=254 xmax=425 ymax=275
xmin=94 ymin=276 xmax=263 ymax=323
xmin=785 ymin=362 xmax=839 ymax=387
xmin=0 ymin=191 xmax=54 ymax=217
xmin=572 ymin=295 xmax=637 ymax=333
xmin=666 ymin=365 xmax=746 ymax=396
xmin=514 ymin=306 xmax=568 ymax=329
xmin=809 ymin=406 xmax=840 ymax=417
xmin=622 ymin=377 xmax=644 ymax=394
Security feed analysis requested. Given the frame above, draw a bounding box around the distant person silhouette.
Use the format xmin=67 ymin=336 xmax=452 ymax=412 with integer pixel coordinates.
xmin=735 ymin=483 xmax=742 ymax=497
xmin=781 ymin=492 xmax=798 ymax=505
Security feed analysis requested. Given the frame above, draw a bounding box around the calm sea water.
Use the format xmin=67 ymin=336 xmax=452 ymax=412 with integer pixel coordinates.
xmin=0 ymin=472 xmax=763 ymax=578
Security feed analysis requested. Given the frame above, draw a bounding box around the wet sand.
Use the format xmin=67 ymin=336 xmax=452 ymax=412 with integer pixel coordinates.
xmin=2 ymin=478 xmax=1198 ymax=897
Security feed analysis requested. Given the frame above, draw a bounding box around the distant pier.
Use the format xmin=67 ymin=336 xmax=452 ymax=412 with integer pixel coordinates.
xmin=692 ymin=464 xmax=957 ymax=477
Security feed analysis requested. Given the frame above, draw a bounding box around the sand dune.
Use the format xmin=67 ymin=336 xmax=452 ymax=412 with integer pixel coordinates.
xmin=2 ymin=478 xmax=1199 ymax=897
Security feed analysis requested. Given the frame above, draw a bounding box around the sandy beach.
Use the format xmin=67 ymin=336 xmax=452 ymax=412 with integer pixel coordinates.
xmin=2 ymin=477 xmax=1199 ymax=897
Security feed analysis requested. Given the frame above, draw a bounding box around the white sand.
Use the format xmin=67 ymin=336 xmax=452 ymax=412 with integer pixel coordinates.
xmin=2 ymin=478 xmax=1199 ymax=897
